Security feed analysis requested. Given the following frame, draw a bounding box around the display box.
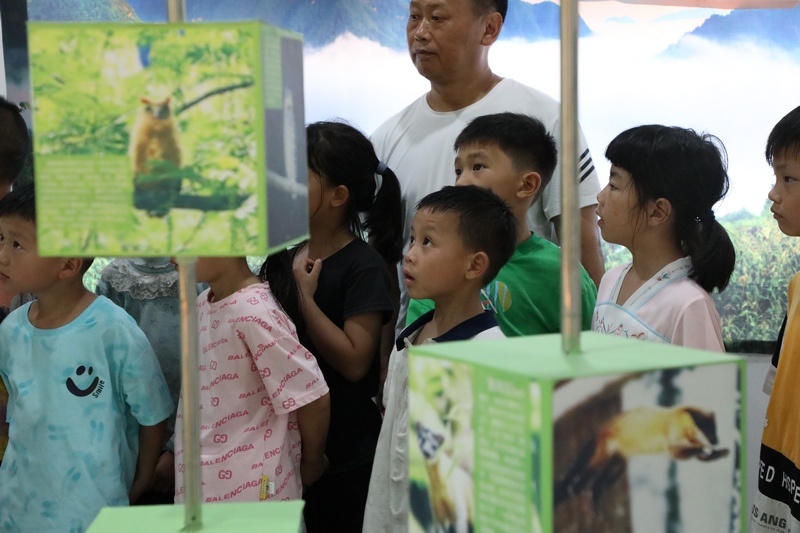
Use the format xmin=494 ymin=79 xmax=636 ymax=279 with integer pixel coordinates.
xmin=408 ymin=333 xmax=745 ymax=533
xmin=27 ymin=21 xmax=308 ymax=256
xmin=87 ymin=501 xmax=304 ymax=532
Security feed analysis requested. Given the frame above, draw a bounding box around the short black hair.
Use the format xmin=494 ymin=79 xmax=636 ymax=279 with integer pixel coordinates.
xmin=455 ymin=112 xmax=558 ymax=192
xmin=471 ymin=0 xmax=508 ymax=21
xmin=0 ymin=180 xmax=35 ymax=223
xmin=0 ymin=181 xmax=93 ymax=272
xmin=0 ymin=97 xmax=31 ymax=187
xmin=766 ymin=105 xmax=800 ymax=165
xmin=416 ymin=185 xmax=516 ymax=284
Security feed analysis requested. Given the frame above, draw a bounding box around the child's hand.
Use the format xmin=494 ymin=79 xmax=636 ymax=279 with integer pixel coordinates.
xmin=293 ymin=255 xmax=323 ymax=301
xmin=301 ymin=453 xmax=329 ymax=487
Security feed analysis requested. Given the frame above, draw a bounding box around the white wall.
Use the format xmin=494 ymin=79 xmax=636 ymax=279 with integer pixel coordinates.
xmin=745 ymin=354 xmax=772 ymax=516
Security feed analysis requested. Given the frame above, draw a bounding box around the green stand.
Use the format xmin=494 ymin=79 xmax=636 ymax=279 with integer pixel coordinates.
xmin=408 ymin=332 xmax=746 ymax=533
xmin=87 ymin=501 xmax=304 ymax=532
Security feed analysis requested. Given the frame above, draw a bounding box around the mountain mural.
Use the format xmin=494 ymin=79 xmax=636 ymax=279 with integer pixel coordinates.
xmin=122 ymin=0 xmax=591 ymax=49
xmin=502 ymin=1 xmax=592 ymax=40
xmin=670 ymin=6 xmax=800 ymax=54
xmin=28 ymin=0 xmax=138 ymax=21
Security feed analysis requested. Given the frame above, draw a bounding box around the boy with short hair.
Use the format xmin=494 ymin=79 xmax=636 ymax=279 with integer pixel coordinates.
xmin=751 ymin=105 xmax=800 ymax=532
xmin=364 ymin=185 xmax=516 ymax=533
xmin=407 ymin=112 xmax=597 ymax=335
xmin=0 ymin=182 xmax=173 ymax=532
xmin=0 ymin=95 xmax=31 ymax=465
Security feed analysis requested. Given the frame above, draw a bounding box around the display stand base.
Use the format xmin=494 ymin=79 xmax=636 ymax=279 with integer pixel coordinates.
xmin=87 ymin=501 xmax=304 ymax=532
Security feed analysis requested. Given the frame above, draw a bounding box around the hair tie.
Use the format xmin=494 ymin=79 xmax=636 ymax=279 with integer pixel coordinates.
xmin=376 ymin=161 xmax=387 ymax=175
xmin=694 ymin=210 xmax=715 ymax=224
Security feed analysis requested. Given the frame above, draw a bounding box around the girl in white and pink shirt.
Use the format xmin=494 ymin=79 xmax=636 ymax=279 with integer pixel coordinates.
xmin=593 ymin=125 xmax=735 ymax=352
xmin=174 ymin=257 xmax=329 ymax=503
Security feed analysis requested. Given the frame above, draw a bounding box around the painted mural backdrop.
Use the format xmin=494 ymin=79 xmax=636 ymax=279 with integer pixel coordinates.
xmin=14 ymin=0 xmax=800 ymax=351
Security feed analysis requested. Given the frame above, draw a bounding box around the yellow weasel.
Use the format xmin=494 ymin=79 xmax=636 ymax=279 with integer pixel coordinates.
xmin=555 ymin=406 xmax=730 ymax=506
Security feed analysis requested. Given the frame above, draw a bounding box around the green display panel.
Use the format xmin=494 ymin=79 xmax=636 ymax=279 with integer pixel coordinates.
xmin=408 ymin=332 xmax=745 ymax=533
xmin=87 ymin=501 xmax=304 ymax=532
xmin=28 ymin=21 xmax=308 ymax=257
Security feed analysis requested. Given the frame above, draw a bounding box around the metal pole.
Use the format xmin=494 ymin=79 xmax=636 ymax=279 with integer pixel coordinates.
xmin=560 ymin=0 xmax=582 ymax=354
xmin=176 ymin=257 xmax=202 ymax=530
xmin=167 ymin=0 xmax=186 ymax=25
xmin=169 ymin=3 xmax=200 ymax=528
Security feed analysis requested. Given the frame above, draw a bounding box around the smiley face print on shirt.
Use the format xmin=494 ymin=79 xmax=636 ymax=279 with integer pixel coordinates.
xmin=66 ymin=365 xmax=105 ymax=398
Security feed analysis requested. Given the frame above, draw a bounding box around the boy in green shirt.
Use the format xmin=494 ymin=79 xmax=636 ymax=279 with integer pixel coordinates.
xmin=407 ymin=112 xmax=597 ymax=335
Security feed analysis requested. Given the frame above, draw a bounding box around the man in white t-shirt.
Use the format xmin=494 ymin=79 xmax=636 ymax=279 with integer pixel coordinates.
xmin=372 ymin=0 xmax=605 ymax=333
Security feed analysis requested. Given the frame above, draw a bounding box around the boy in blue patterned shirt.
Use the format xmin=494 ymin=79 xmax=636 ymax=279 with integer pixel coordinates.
xmin=0 ymin=182 xmax=173 ymax=533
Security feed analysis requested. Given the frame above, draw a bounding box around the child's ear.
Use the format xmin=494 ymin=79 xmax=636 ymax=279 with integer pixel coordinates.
xmin=330 ymin=184 xmax=350 ymax=208
xmin=647 ymin=197 xmax=673 ymax=227
xmin=58 ymin=258 xmax=85 ymax=280
xmin=465 ymin=251 xmax=489 ymax=282
xmin=518 ymin=171 xmax=542 ymax=202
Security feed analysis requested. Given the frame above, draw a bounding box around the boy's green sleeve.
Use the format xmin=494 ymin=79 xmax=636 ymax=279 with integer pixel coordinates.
xmin=407 ymin=298 xmax=435 ymax=327
xmin=581 ymin=269 xmax=598 ymax=330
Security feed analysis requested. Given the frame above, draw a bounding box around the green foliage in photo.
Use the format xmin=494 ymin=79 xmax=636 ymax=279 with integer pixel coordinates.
xmin=28 ymin=23 xmax=265 ymax=256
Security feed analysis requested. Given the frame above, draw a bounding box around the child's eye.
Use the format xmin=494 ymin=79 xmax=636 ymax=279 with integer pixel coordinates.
xmin=455 ymin=168 xmax=462 ymax=177
xmin=472 ymin=164 xmax=484 ymax=171
xmin=784 ymin=175 xmax=797 ymax=184
xmin=608 ymin=183 xmax=618 ymax=191
xmin=11 ymin=241 xmax=21 ymax=250
xmin=422 ymin=237 xmax=432 ymax=246
xmin=409 ymin=236 xmax=416 ymax=246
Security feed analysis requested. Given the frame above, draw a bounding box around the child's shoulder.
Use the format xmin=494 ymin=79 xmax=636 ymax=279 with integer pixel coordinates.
xmin=508 ymin=233 xmax=562 ymax=271
xmin=0 ymin=301 xmax=33 ymax=333
xmin=98 ymin=257 xmax=179 ymax=299
xmin=88 ymin=295 xmax=140 ymax=330
xmin=209 ymin=282 xmax=296 ymax=334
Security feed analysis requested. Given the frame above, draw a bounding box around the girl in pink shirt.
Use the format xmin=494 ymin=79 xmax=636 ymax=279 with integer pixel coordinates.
xmin=174 ymin=257 xmax=330 ymax=503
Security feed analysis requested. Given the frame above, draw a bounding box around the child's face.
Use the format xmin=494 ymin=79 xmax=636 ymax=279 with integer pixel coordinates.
xmin=596 ymin=165 xmax=642 ymax=248
xmin=768 ymin=150 xmax=800 ymax=236
xmin=307 ymin=169 xmax=325 ymax=221
xmin=454 ymin=143 xmax=523 ymax=202
xmin=0 ymin=216 xmax=64 ymax=295
xmin=403 ymin=208 xmax=476 ymax=301
xmin=194 ymin=257 xmax=226 ymax=284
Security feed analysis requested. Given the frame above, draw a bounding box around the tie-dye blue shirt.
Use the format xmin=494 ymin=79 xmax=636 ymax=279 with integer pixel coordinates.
xmin=0 ymin=296 xmax=173 ymax=533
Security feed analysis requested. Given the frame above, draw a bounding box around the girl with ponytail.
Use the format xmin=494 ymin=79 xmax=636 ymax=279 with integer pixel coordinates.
xmin=261 ymin=120 xmax=402 ymax=532
xmin=593 ymin=125 xmax=735 ymax=351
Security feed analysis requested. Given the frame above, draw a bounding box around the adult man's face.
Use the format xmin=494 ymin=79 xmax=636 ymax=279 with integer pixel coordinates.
xmin=406 ymin=0 xmax=491 ymax=86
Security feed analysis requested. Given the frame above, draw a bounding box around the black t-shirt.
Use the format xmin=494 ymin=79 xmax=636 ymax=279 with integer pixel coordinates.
xmin=298 ymin=238 xmax=393 ymax=470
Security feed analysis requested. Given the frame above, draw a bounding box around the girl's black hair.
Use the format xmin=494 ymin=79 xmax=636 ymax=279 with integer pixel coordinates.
xmin=306 ymin=120 xmax=404 ymax=265
xmin=259 ymin=247 xmax=306 ymax=338
xmin=605 ymin=125 xmax=735 ymax=293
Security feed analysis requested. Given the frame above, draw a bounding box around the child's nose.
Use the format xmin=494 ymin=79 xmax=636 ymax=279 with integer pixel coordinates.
xmin=596 ymin=186 xmax=607 ymax=205
xmin=768 ymin=184 xmax=779 ymax=203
